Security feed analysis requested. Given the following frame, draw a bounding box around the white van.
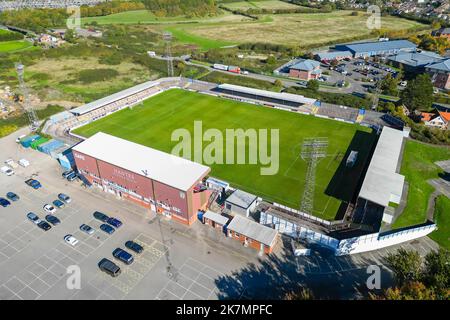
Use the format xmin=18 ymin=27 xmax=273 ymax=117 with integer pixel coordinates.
xmin=5 ymin=159 xmax=18 ymax=169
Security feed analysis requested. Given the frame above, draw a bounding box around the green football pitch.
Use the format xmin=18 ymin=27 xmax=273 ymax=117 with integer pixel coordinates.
xmin=73 ymin=89 xmax=376 ymax=220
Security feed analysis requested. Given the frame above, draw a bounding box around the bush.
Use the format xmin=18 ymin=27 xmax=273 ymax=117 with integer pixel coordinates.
xmin=77 ymin=68 xmax=119 ymax=83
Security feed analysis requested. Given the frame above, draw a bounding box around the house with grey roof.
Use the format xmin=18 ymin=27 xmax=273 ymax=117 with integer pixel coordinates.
xmin=432 ymin=27 xmax=450 ymax=39
xmin=288 ymin=59 xmax=322 ymax=80
xmin=225 ymin=189 xmax=258 ymax=217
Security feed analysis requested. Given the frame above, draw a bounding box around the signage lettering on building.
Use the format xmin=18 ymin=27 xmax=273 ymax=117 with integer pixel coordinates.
xmin=113 ymin=168 xmax=136 ymax=182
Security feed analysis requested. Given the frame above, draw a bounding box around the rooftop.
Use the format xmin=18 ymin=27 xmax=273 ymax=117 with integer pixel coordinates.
xmin=358 ymin=127 xmax=405 ymax=207
xmin=217 ymin=83 xmax=317 ymax=105
xmin=388 ymin=51 xmax=443 ymax=67
xmin=203 ymin=210 xmax=229 ymax=226
xmin=315 ymin=51 xmax=353 ymax=61
xmin=426 ymin=58 xmax=450 ymax=72
xmin=289 ymin=59 xmax=320 ymax=71
xmin=72 ymin=132 xmax=210 ymax=191
xmin=227 ymin=215 xmax=278 ymax=247
xmin=337 ymin=40 xmax=416 ymax=53
xmin=70 ymin=80 xmax=160 ymax=116
xmin=226 ymin=189 xmax=258 ymax=209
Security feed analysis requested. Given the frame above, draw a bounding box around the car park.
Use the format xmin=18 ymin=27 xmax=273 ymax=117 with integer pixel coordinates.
xmin=6 ymin=192 xmax=19 ymax=201
xmin=27 ymin=212 xmax=41 ymax=224
xmin=37 ymin=221 xmax=52 ymax=231
xmin=43 ymin=204 xmax=56 ymax=214
xmin=52 ymin=199 xmax=65 ymax=208
xmin=25 ymin=179 xmax=41 ymax=189
xmin=64 ymin=234 xmax=79 ymax=246
xmin=125 ymin=241 xmax=144 ymax=254
xmin=98 ymin=258 xmax=121 ymax=277
xmin=80 ymin=224 xmax=95 ymax=235
xmin=112 ymin=248 xmax=134 ymax=265
xmin=0 ymin=197 xmax=11 ymax=207
xmin=58 ymin=193 xmax=71 ymax=203
xmin=45 ymin=215 xmax=61 ymax=226
xmin=93 ymin=211 xmax=109 ymax=222
xmin=100 ymin=224 xmax=115 ymax=235
xmin=107 ymin=217 xmax=122 ymax=228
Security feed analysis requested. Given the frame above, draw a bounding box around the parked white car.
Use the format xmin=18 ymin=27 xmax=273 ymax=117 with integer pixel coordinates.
xmin=0 ymin=166 xmax=14 ymax=176
xmin=5 ymin=159 xmax=18 ymax=169
xmin=43 ymin=204 xmax=56 ymax=214
xmin=16 ymin=134 xmax=26 ymax=143
xmin=18 ymin=159 xmax=30 ymax=167
xmin=64 ymin=235 xmax=79 ymax=246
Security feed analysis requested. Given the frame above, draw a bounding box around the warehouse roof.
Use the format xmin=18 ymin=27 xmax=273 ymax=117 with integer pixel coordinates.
xmin=70 ymin=80 xmax=160 ymax=116
xmin=218 ymin=83 xmax=317 ymax=105
xmin=72 ymin=132 xmax=210 ymax=191
xmin=358 ymin=127 xmax=405 ymax=207
xmin=226 ymin=189 xmax=257 ymax=209
xmin=315 ymin=51 xmax=353 ymax=61
xmin=203 ymin=210 xmax=229 ymax=226
xmin=388 ymin=51 xmax=443 ymax=67
xmin=337 ymin=40 xmax=416 ymax=54
xmin=426 ymin=59 xmax=450 ymax=72
xmin=290 ymin=59 xmax=320 ymax=71
xmin=227 ymin=215 xmax=278 ymax=247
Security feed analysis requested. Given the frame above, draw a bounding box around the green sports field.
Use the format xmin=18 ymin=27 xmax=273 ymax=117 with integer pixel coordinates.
xmin=73 ymin=89 xmax=376 ymax=220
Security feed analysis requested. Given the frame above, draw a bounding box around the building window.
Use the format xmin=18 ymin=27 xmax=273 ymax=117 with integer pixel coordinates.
xmin=179 ymin=192 xmax=185 ymax=199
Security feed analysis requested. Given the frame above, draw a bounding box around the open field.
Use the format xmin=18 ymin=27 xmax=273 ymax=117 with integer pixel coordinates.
xmin=222 ymin=0 xmax=302 ymax=11
xmin=429 ymin=195 xmax=450 ymax=250
xmin=393 ymin=141 xmax=450 ymax=228
xmin=182 ymin=11 xmax=426 ymax=46
xmin=73 ymin=89 xmax=375 ymax=220
xmin=81 ymin=9 xmax=247 ymax=25
xmin=0 ymin=40 xmax=35 ymax=53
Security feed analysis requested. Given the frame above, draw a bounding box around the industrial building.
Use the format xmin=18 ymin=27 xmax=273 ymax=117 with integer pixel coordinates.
xmin=314 ymin=51 xmax=353 ymax=63
xmin=387 ymin=50 xmax=444 ymax=73
xmin=287 ymin=59 xmax=322 ymax=80
xmin=72 ymin=132 xmax=211 ymax=225
xmin=335 ymin=40 xmax=416 ymax=58
xmin=226 ymin=215 xmax=278 ymax=255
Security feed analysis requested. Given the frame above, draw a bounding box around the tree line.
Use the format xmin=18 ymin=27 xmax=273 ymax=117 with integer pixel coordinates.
xmin=140 ymin=0 xmax=218 ymax=17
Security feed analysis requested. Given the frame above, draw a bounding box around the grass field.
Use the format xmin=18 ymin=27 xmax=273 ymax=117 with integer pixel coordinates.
xmin=184 ymin=11 xmax=426 ymax=46
xmin=393 ymin=141 xmax=450 ymax=228
xmin=222 ymin=0 xmax=302 ymax=11
xmin=0 ymin=40 xmax=34 ymax=53
xmin=73 ymin=89 xmax=375 ymax=220
xmin=429 ymin=195 xmax=450 ymax=250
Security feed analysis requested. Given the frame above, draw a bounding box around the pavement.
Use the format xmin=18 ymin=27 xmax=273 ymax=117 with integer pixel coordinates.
xmin=0 ymin=128 xmax=441 ymax=300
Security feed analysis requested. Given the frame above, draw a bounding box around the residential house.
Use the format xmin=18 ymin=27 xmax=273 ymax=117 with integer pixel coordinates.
xmin=420 ymin=109 xmax=450 ymax=130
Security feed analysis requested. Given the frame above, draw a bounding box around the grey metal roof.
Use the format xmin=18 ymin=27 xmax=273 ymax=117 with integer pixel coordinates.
xmin=218 ymin=83 xmax=317 ymax=105
xmin=426 ymin=58 xmax=450 ymax=72
xmin=203 ymin=210 xmax=229 ymax=225
xmin=338 ymin=40 xmax=416 ymax=54
xmin=225 ymin=189 xmax=257 ymax=209
xmin=358 ymin=127 xmax=405 ymax=207
xmin=227 ymin=215 xmax=278 ymax=247
xmin=315 ymin=51 xmax=353 ymax=60
xmin=388 ymin=51 xmax=444 ymax=67
xmin=289 ymin=59 xmax=320 ymax=71
xmin=70 ymin=80 xmax=160 ymax=116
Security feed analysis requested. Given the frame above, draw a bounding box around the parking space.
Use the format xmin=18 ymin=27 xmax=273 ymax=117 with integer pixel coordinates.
xmin=156 ymin=258 xmax=224 ymax=300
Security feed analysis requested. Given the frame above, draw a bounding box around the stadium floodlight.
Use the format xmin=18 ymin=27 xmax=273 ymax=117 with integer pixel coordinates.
xmin=163 ymin=32 xmax=174 ymax=77
xmin=300 ymin=137 xmax=328 ymax=215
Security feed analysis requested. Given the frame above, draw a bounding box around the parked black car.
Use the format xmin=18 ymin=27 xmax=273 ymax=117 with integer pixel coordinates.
xmin=37 ymin=221 xmax=52 ymax=231
xmin=125 ymin=241 xmax=144 ymax=254
xmin=98 ymin=258 xmax=121 ymax=277
xmin=45 ymin=215 xmax=61 ymax=226
xmin=112 ymin=248 xmax=134 ymax=265
xmin=93 ymin=211 xmax=109 ymax=222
